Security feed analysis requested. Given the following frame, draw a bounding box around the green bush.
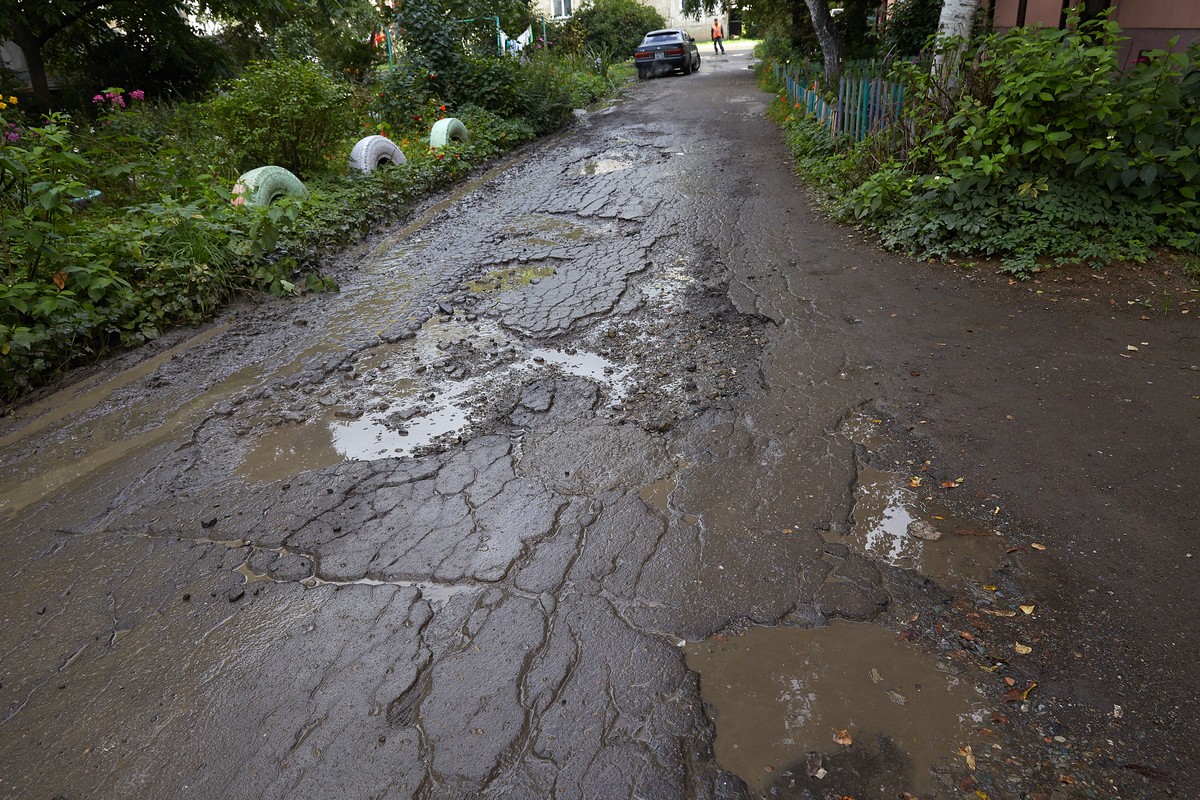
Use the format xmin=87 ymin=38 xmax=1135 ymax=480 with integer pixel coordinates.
xmin=773 ymin=12 xmax=1200 ymax=277
xmin=200 ymin=58 xmax=356 ymax=177
xmin=881 ymin=0 xmax=942 ymax=58
xmin=572 ymin=0 xmax=666 ymax=59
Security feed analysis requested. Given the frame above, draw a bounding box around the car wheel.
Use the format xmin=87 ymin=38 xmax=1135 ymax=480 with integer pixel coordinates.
xmin=681 ymin=56 xmax=692 ymax=75
xmin=695 ymin=54 xmax=701 ymax=71
xmin=429 ymin=117 xmax=470 ymax=148
xmin=349 ymin=135 xmax=407 ymax=174
xmin=638 ymin=67 xmax=649 ymax=80
xmin=232 ymin=166 xmax=308 ymax=208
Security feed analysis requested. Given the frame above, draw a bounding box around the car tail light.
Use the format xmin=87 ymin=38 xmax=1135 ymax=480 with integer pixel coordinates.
xmin=634 ymin=51 xmax=652 ymax=60
xmin=665 ymin=47 xmax=684 ymax=55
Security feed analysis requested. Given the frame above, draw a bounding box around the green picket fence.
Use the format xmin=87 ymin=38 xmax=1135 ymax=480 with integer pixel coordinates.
xmin=775 ymin=60 xmax=904 ymax=143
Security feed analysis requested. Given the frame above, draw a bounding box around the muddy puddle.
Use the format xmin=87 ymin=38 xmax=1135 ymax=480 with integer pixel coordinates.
xmin=836 ymin=414 xmax=1008 ymax=586
xmin=570 ymin=155 xmax=632 ymax=176
xmin=237 ymin=341 xmax=636 ymax=482
xmin=638 ymin=460 xmax=692 ymax=515
xmin=844 ymin=467 xmax=1007 ymax=586
xmin=686 ymin=620 xmax=983 ymax=796
xmin=640 ymin=257 xmax=695 ymax=311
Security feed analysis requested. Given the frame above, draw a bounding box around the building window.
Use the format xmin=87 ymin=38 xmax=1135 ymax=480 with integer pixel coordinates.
xmin=554 ymin=0 xmax=572 ymax=17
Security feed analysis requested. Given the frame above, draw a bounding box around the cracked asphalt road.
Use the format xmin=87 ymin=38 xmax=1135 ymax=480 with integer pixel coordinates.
xmin=2 ymin=42 xmax=1198 ymax=799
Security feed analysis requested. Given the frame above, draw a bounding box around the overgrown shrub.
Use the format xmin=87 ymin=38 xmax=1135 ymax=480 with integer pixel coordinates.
xmin=200 ymin=58 xmax=356 ymax=177
xmin=772 ymin=12 xmax=1200 ymax=277
xmin=573 ymin=0 xmax=666 ymax=59
xmin=881 ymin=0 xmax=942 ymax=58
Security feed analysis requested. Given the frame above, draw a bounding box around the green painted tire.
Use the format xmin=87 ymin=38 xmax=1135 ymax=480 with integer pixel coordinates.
xmin=349 ymin=135 xmax=407 ymax=174
xmin=428 ymin=118 xmax=470 ymax=148
xmin=232 ymin=166 xmax=309 ymax=208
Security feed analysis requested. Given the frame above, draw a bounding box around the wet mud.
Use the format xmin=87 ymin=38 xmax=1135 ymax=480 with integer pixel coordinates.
xmin=3 ymin=38 xmax=1198 ymax=800
xmin=686 ymin=620 xmax=983 ymax=796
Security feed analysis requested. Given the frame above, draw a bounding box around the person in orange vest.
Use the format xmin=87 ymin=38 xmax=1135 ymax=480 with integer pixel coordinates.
xmin=711 ymin=18 xmax=725 ymax=55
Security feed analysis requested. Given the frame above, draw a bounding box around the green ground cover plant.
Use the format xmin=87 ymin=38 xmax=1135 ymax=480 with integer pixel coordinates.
xmin=1 ymin=37 xmax=615 ymax=403
xmin=762 ymin=13 xmax=1200 ymax=278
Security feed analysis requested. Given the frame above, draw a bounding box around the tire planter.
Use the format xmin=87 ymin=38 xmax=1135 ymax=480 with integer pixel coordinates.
xmin=428 ymin=118 xmax=470 ymax=148
xmin=349 ymin=135 xmax=407 ymax=174
xmin=232 ymin=166 xmax=309 ymax=208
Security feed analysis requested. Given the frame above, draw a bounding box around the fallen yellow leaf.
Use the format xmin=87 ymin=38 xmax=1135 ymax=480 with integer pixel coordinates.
xmin=1014 ymin=642 xmax=1032 ymax=655
xmin=1019 ymin=604 xmax=1036 ymax=615
xmin=957 ymin=745 xmax=976 ymax=770
xmin=833 ymin=728 xmax=853 ymax=746
xmin=1030 ymin=543 xmax=1046 ymax=551
xmin=982 ymin=584 xmax=998 ymax=592
xmin=908 ymin=476 xmax=923 ymax=488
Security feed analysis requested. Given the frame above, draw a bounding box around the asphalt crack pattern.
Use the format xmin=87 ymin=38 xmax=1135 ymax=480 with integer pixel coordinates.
xmin=0 ymin=71 xmax=967 ymax=799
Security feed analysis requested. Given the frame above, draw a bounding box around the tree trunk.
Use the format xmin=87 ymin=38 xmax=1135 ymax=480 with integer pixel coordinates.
xmin=803 ymin=0 xmax=843 ymax=81
xmin=936 ymin=0 xmax=976 ymax=41
xmin=933 ymin=0 xmax=977 ymax=78
xmin=10 ymin=19 xmax=52 ymax=110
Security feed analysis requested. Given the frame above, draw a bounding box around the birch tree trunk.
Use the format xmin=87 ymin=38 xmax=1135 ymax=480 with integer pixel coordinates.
xmin=933 ymin=0 xmax=977 ymax=78
xmin=936 ymin=0 xmax=977 ymax=41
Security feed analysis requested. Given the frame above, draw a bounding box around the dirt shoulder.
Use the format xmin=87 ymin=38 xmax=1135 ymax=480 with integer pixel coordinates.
xmin=791 ymin=201 xmax=1200 ymax=792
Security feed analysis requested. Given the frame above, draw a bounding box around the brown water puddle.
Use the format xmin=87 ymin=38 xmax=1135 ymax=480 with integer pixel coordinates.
xmin=467 ymin=264 xmax=556 ymax=293
xmin=638 ymin=460 xmax=692 ymax=515
xmin=846 ymin=467 xmax=1007 ymax=585
xmin=0 ymin=323 xmax=230 ymax=450
xmin=0 ymin=362 xmax=262 ymax=520
xmin=686 ymin=620 xmax=983 ymax=796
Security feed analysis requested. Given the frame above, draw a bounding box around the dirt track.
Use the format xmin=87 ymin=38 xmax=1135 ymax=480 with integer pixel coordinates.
xmin=1 ymin=41 xmax=1197 ymax=799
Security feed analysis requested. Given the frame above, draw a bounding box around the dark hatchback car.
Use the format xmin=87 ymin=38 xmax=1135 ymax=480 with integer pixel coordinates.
xmin=634 ymin=29 xmax=701 ymax=79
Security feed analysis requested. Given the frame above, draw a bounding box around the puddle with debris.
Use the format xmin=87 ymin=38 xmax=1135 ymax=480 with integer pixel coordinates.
xmin=468 ymin=265 xmax=557 ymax=293
xmin=845 ymin=467 xmax=1006 ymax=585
xmin=836 ymin=411 xmax=889 ymax=452
xmin=638 ymin=461 xmax=691 ymax=514
xmin=686 ymin=620 xmax=983 ymax=796
xmin=571 ymin=157 xmax=631 ymax=176
xmin=640 ymin=258 xmax=695 ymax=310
xmin=237 ymin=340 xmax=637 ymax=481
xmin=496 ymin=213 xmax=599 ymax=242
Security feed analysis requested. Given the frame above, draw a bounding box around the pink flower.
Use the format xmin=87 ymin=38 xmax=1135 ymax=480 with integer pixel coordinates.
xmin=130 ymin=90 xmax=145 ymax=101
xmin=231 ymin=183 xmax=248 ymax=206
xmin=92 ymin=94 xmax=104 ymax=104
xmin=114 ymin=95 xmax=125 ymax=108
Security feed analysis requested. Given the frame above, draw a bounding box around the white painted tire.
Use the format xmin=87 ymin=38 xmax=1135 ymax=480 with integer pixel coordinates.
xmin=349 ymin=135 xmax=407 ymax=174
xmin=232 ymin=166 xmax=308 ymax=208
xmin=429 ymin=118 xmax=470 ymax=148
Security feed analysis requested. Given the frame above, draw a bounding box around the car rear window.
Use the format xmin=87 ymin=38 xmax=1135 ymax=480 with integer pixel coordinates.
xmin=643 ymin=31 xmax=682 ymax=43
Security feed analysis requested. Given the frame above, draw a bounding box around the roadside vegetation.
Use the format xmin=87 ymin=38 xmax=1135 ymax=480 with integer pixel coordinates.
xmin=756 ymin=9 xmax=1200 ymax=279
xmin=0 ymin=0 xmax=637 ymax=403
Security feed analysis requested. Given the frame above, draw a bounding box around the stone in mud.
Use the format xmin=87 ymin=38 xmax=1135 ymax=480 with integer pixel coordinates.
xmin=519 ymin=381 xmax=555 ymax=413
xmin=907 ymin=519 xmax=943 ymax=541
